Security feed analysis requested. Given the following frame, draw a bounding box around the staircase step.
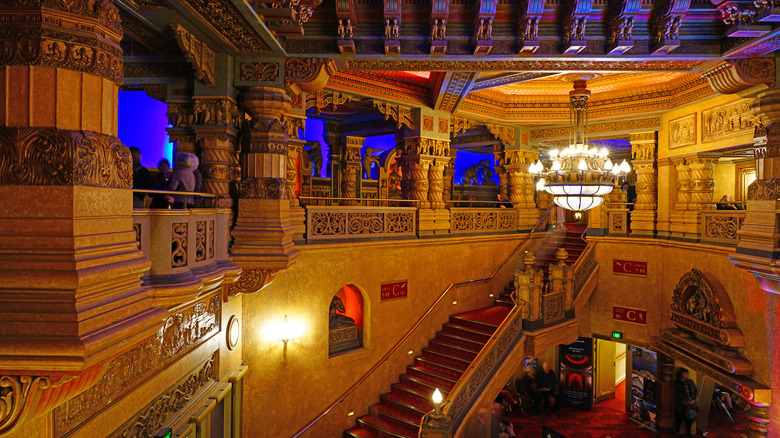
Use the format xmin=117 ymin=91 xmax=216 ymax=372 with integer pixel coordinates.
xmin=441 ymin=323 xmax=491 ymax=343
xmin=414 ymin=357 xmax=465 ymax=379
xmin=449 ymin=315 xmax=498 ymax=334
xmin=382 ymin=390 xmax=430 ymax=416
xmin=391 ymin=382 xmax=441 ymax=407
xmin=434 ymin=332 xmax=484 ymax=352
xmin=356 ymin=415 xmax=416 ymax=438
xmin=371 ymin=402 xmax=423 ymax=432
xmin=399 ymin=374 xmax=453 ymax=394
xmin=456 ymin=306 xmax=511 ymax=327
xmin=494 ymin=298 xmax=514 ymax=307
xmin=429 ymin=339 xmax=479 ymax=360
xmin=421 ymin=348 xmax=470 ymax=370
xmin=406 ymin=365 xmax=457 ymax=388
xmin=344 ymin=427 xmax=380 ymax=438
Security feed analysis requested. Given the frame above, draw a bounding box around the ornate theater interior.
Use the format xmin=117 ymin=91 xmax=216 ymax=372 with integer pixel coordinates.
xmin=1 ymin=0 xmax=780 ymax=436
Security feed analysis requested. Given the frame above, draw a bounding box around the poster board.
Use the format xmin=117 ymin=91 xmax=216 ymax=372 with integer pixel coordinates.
xmin=558 ymin=337 xmax=593 ymax=410
xmin=630 ymin=346 xmax=658 ymax=431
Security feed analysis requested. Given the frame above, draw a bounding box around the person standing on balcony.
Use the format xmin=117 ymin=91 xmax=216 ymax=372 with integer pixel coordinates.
xmin=130 ymin=147 xmax=158 ymax=209
xmin=165 ymin=153 xmax=197 ymax=209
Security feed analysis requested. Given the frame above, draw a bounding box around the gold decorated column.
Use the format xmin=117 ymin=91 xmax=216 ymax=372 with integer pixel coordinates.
xmin=684 ymin=154 xmax=718 ymax=239
xmin=342 ymin=136 xmax=364 ymax=205
xmin=505 ymin=149 xmax=538 ymax=229
xmin=428 ymin=159 xmax=447 ymax=210
xmin=0 ymin=0 xmax=166 ymax=432
xmin=669 ymin=159 xmax=690 ymax=240
xmin=630 ymin=132 xmax=658 ymax=237
xmin=166 ymin=102 xmax=198 ymax=156
xmin=229 ymin=86 xmax=299 ymax=297
xmin=192 ymin=98 xmax=242 ymax=208
xmin=286 ymin=115 xmax=307 ymax=242
xmin=443 ymin=148 xmax=456 ymax=207
xmin=398 ymin=135 xmax=451 ymax=235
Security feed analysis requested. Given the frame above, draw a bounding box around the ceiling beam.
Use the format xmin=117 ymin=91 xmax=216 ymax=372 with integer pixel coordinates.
xmin=431 ymin=72 xmax=477 ymax=113
xmin=470 ymin=72 xmax=559 ymax=91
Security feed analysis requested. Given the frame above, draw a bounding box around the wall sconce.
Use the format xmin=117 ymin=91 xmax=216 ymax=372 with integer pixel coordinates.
xmin=278 ymin=315 xmax=300 ymax=346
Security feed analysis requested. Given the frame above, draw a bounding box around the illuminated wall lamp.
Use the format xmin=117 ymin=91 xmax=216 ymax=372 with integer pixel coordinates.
xmin=431 ymin=388 xmax=444 ymax=418
xmin=278 ymin=315 xmax=300 ymax=347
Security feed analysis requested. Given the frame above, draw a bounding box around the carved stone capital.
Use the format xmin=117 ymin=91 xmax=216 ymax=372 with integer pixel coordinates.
xmin=374 ymin=101 xmax=414 ymax=130
xmin=399 ymin=137 xmax=450 ymax=157
xmin=227 ymin=268 xmax=279 ymax=297
xmin=241 ymin=87 xmax=291 ymax=121
xmin=747 ymin=178 xmax=780 ymax=200
xmin=171 ymin=24 xmax=216 ymax=86
xmin=192 ymin=98 xmax=242 ymax=128
xmin=284 ymin=58 xmax=336 ymax=95
xmin=0 ymin=127 xmax=131 ymax=188
xmin=238 ymin=177 xmax=288 ymax=199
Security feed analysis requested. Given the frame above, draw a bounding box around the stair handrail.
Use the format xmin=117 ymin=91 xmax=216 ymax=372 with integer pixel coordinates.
xmin=291 ymin=206 xmax=553 ymax=438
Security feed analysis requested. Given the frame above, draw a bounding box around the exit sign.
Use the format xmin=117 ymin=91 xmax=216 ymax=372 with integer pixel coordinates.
xmin=612 ymin=331 xmax=623 ymax=339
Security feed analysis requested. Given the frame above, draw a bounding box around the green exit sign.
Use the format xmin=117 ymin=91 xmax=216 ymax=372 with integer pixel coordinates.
xmin=612 ymin=331 xmax=623 ymax=339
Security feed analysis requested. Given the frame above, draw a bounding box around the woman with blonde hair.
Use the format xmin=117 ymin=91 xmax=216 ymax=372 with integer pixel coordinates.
xmin=165 ymin=153 xmax=197 ymax=208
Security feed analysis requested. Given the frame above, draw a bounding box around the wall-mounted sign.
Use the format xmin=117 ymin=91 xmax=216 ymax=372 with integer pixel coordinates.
xmin=613 ymin=260 xmax=647 ymax=277
xmin=380 ymin=280 xmax=408 ymax=301
xmin=613 ymin=306 xmax=647 ymax=325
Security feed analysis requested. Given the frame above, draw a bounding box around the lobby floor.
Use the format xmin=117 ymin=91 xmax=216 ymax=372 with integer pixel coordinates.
xmin=506 ymin=382 xmax=748 ymax=437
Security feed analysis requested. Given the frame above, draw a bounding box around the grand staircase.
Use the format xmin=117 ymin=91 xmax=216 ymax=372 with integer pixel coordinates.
xmin=344 ymin=291 xmax=515 ymax=438
xmin=531 ymin=223 xmax=587 ymax=277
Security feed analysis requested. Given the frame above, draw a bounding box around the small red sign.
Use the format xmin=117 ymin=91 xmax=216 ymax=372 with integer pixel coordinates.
xmin=613 ymin=259 xmax=647 ymax=277
xmin=613 ymin=306 xmax=647 ymax=325
xmin=381 ymin=280 xmax=408 ymax=301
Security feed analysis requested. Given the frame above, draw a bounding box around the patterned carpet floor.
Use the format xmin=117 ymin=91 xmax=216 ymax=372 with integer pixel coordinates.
xmin=506 ymin=382 xmax=748 ymax=438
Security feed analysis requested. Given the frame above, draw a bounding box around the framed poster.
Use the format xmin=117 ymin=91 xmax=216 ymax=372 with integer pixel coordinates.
xmin=558 ymin=337 xmax=593 ymax=410
xmin=631 ymin=347 xmax=658 ymax=431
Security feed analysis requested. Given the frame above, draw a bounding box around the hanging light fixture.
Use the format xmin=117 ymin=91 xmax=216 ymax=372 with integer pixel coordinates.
xmin=529 ymin=79 xmax=631 ymax=212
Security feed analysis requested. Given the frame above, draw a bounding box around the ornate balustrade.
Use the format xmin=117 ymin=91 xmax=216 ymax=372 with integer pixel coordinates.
xmin=607 ymin=208 xmax=629 ymax=236
xmin=700 ymin=210 xmax=746 ymax=245
xmin=450 ymin=208 xmax=518 ymax=234
xmin=305 ymin=205 xmax=417 ymax=241
xmin=572 ymin=242 xmax=596 ymax=301
xmin=133 ymin=207 xmax=240 ymax=307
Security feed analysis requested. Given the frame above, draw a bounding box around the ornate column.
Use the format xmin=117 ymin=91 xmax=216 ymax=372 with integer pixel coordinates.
xmin=495 ymin=144 xmax=509 ymax=202
xmin=166 ymin=102 xmax=198 ymax=157
xmin=630 ymin=131 xmax=658 ymax=238
xmin=428 ymin=158 xmax=447 ymax=210
xmin=669 ymin=159 xmax=690 ymax=240
xmin=286 ymin=115 xmax=307 ymax=242
xmin=505 ymin=149 xmax=538 ymax=229
xmin=0 ymin=0 xmax=166 ymax=432
xmin=398 ymin=134 xmax=451 ymax=235
xmin=228 ymin=87 xmax=299 ymax=297
xmin=684 ymin=155 xmax=718 ymax=239
xmin=191 ymin=98 xmax=242 ymax=208
xmin=443 ymin=148 xmax=456 ymax=207
xmin=341 ymin=136 xmax=363 ymax=206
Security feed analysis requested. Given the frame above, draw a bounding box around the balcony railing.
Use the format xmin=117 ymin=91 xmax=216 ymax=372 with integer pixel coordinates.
xmin=133 ymin=190 xmax=240 ymax=307
xmin=304 ymin=204 xmax=418 ymax=242
xmin=450 ymin=207 xmax=518 ymax=234
xmin=700 ymin=210 xmax=746 ymax=245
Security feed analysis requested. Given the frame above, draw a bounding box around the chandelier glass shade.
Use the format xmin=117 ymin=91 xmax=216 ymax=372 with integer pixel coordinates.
xmin=530 ymin=79 xmax=631 ymax=212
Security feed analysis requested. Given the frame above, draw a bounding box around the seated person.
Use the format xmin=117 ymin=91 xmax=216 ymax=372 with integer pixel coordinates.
xmin=494 ymin=193 xmax=513 ymax=208
xmin=714 ymin=386 xmax=739 ymax=414
xmin=515 ymin=367 xmax=542 ymax=414
xmin=716 ymin=195 xmax=739 ymax=210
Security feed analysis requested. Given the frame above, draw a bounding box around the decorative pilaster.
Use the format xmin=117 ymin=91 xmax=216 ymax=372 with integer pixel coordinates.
xmin=684 ymin=155 xmax=718 ymax=240
xmin=428 ymin=159 xmax=446 ymax=209
xmin=229 ymin=87 xmax=298 ymax=296
xmin=514 ymin=251 xmax=542 ymax=322
xmin=443 ymin=148 xmax=456 ymax=207
xmin=399 ymin=154 xmax=431 ymax=209
xmin=630 ymin=131 xmax=658 ymax=237
xmin=286 ymin=115 xmax=307 ymax=243
xmin=342 ymin=136 xmax=364 ymax=206
xmin=505 ymin=149 xmax=539 ymax=229
xmin=398 ymin=136 xmax=451 ymax=235
xmin=192 ymin=97 xmax=242 ymax=208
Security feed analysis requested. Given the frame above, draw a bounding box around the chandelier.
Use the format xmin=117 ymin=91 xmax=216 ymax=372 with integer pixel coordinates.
xmin=529 ymin=79 xmax=631 ymax=212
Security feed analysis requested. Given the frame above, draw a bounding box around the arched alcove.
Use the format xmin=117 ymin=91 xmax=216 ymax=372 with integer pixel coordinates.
xmin=329 ymin=284 xmax=365 ymax=356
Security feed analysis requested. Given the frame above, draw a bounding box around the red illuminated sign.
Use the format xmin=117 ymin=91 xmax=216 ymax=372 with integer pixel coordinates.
xmin=380 ymin=280 xmax=408 ymax=301
xmin=613 ymin=306 xmax=647 ymax=325
xmin=613 ymin=259 xmax=647 ymax=277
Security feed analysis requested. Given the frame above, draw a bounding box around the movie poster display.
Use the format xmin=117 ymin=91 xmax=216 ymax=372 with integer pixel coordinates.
xmin=558 ymin=337 xmax=593 ymax=410
xmin=630 ymin=347 xmax=658 ymax=431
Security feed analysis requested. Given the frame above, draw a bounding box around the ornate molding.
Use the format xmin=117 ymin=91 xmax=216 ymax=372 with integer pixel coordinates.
xmin=702 ymin=99 xmax=755 ymax=143
xmin=373 ymin=101 xmax=414 ymax=129
xmin=702 ymin=59 xmax=776 ymax=95
xmin=347 ymin=59 xmax=705 ymax=73
xmin=306 ymin=91 xmax=351 ymax=115
xmin=399 ymin=137 xmax=450 ymax=157
xmin=171 ymin=24 xmax=216 ymax=87
xmin=450 ymin=117 xmax=474 ymax=136
xmin=54 ymin=294 xmax=221 ymax=435
xmin=531 ymin=117 xmax=661 ymax=140
xmin=0 ymin=127 xmax=132 ymax=188
xmin=109 ymin=353 xmax=217 ymax=438
xmin=192 ymin=98 xmax=242 ymax=128
xmin=747 ymin=178 xmax=780 ymax=200
xmin=0 ymin=17 xmax=123 ymax=84
xmin=177 ymin=0 xmax=271 ymax=53
xmin=227 ymin=268 xmax=279 ymax=297
xmin=239 ymin=62 xmax=280 ymax=82
xmin=486 ymin=124 xmax=515 ymax=146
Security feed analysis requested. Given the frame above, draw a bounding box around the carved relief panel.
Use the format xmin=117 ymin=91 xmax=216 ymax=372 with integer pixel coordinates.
xmin=669 ymin=113 xmax=696 ymax=148
xmin=701 ymin=100 xmax=756 ymax=143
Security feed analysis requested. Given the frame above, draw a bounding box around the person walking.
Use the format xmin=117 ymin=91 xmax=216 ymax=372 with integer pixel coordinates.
xmin=674 ymin=368 xmax=698 ymax=436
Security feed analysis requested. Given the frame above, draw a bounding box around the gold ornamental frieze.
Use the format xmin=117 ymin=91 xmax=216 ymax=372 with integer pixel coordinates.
xmin=0 ymin=127 xmax=132 ymax=188
xmin=669 ymin=113 xmax=696 ymax=148
xmin=701 ymin=100 xmax=756 ymax=143
xmin=54 ymin=293 xmax=221 ymax=436
xmin=239 ymin=61 xmax=280 ymax=82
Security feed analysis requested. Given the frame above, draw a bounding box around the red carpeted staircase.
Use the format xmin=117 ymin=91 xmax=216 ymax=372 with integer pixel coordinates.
xmin=344 ymin=302 xmax=514 ymax=438
xmin=531 ymin=223 xmax=587 ymax=278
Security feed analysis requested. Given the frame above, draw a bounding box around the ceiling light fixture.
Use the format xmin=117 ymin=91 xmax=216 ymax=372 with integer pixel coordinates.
xmin=530 ymin=79 xmax=630 ymax=211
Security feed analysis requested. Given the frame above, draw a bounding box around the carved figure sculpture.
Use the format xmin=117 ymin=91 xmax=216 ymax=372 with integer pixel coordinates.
xmin=346 ymin=19 xmax=353 ymax=39
xmin=338 ymin=19 xmax=345 ymax=39
xmin=523 ymin=17 xmax=539 ymax=40
xmin=362 ymin=147 xmax=383 ymax=179
xmin=391 ymin=19 xmax=399 ymax=40
xmin=462 ymin=159 xmax=492 ymax=185
xmin=385 ymin=19 xmax=391 ymax=40
xmin=388 ymin=167 xmax=401 ymax=198
xmin=438 ymin=19 xmax=446 ymax=40
xmin=476 ymin=19 xmax=485 ymax=41
xmin=481 ymin=162 xmax=496 ymax=186
xmin=575 ymin=17 xmax=587 ymax=40
xmin=329 ymin=296 xmax=356 ymax=330
xmin=306 ymin=141 xmax=323 ymax=177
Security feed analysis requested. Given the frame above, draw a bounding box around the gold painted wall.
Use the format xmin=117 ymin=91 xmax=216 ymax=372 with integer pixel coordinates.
xmin=713 ymin=161 xmax=736 ymax=203
xmin=579 ymin=238 xmax=770 ymax=388
xmin=241 ymin=234 xmax=536 ymax=438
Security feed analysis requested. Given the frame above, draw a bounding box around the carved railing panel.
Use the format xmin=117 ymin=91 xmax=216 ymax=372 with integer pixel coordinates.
xmin=172 ymin=222 xmax=188 ymax=267
xmin=542 ymin=291 xmax=566 ymax=326
xmin=571 ymin=242 xmax=596 ymax=300
xmin=450 ymin=208 xmax=517 ymax=234
xmin=196 ymin=220 xmax=207 ymax=262
xmin=443 ymin=304 xmax=524 ymax=427
xmin=607 ymin=208 xmax=629 ymax=236
xmin=701 ymin=211 xmax=746 ymax=245
xmin=306 ymin=206 xmax=416 ymax=241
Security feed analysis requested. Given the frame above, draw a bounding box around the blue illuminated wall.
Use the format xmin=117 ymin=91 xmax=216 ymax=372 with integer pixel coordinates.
xmin=118 ymin=91 xmax=174 ymax=168
xmin=454 ymin=151 xmax=498 ymax=185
